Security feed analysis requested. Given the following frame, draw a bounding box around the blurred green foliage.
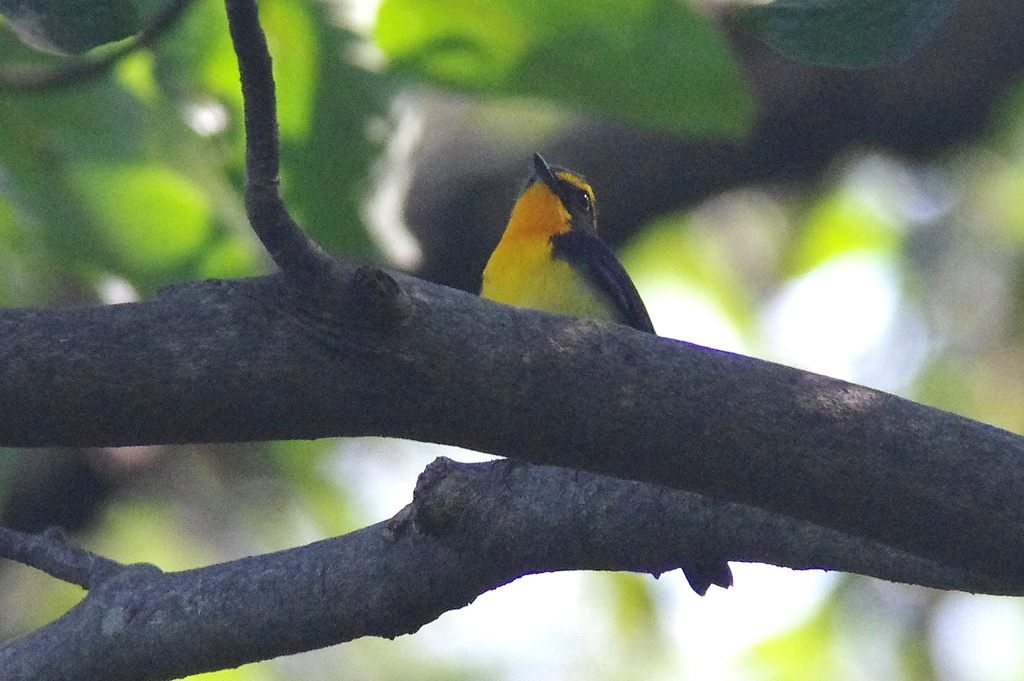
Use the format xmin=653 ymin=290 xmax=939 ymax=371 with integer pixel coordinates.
xmin=751 ymin=587 xmax=843 ymax=681
xmin=622 ymin=210 xmax=758 ymax=341
xmin=786 ymin=188 xmax=903 ymax=279
xmin=0 ymin=0 xmax=389 ymax=304
xmin=376 ymin=0 xmax=755 ymax=137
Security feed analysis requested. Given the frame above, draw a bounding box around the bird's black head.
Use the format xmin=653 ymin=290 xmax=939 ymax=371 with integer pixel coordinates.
xmin=531 ymin=153 xmax=597 ymax=231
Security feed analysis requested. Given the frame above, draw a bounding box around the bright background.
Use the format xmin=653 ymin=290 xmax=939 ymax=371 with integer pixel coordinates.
xmin=3 ymin=0 xmax=1024 ymax=679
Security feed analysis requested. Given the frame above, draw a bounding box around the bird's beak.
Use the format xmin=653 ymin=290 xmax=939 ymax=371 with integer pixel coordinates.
xmin=533 ymin=153 xmax=559 ymax=193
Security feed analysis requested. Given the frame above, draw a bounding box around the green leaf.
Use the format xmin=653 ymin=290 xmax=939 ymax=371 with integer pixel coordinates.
xmin=738 ymin=0 xmax=964 ymax=68
xmin=376 ymin=0 xmax=755 ymax=137
xmin=73 ymin=163 xmax=212 ymax=272
xmin=196 ymin=236 xmax=261 ymax=280
xmin=748 ymin=587 xmax=841 ymax=681
xmin=622 ymin=213 xmax=756 ymax=338
xmin=282 ymin=4 xmax=391 ymax=257
xmin=786 ymin=189 xmax=902 ymax=278
xmin=0 ymin=84 xmax=146 ymax=294
xmin=0 ymin=0 xmax=139 ymax=54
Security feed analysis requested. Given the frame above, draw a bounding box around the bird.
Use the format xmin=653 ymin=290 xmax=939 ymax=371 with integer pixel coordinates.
xmin=480 ymin=153 xmax=734 ymax=595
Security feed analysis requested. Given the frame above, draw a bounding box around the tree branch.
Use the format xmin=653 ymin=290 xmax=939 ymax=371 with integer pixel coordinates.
xmin=1 ymin=457 xmax=1016 ymax=680
xmin=0 ymin=526 xmax=123 ymax=588
xmin=1 ymin=269 xmax=1023 ymax=587
xmin=225 ymin=0 xmax=335 ymax=278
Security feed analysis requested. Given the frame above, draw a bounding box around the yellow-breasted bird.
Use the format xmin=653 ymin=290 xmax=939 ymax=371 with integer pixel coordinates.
xmin=481 ymin=153 xmax=734 ymax=596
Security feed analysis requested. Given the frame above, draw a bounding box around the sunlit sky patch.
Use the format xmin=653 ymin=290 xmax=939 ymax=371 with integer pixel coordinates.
xmin=639 ymin=277 xmax=748 ymax=354
xmin=932 ymin=594 xmax=1024 ymax=681
xmin=763 ymin=252 xmax=900 ymax=384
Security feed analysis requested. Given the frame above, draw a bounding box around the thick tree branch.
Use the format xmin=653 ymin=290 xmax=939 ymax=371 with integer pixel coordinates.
xmin=1 ymin=269 xmax=1023 ymax=588
xmin=1 ymin=458 xmax=1017 ymax=680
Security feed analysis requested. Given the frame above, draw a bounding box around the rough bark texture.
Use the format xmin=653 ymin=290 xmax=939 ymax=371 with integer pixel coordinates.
xmin=2 ymin=266 xmax=1024 ymax=587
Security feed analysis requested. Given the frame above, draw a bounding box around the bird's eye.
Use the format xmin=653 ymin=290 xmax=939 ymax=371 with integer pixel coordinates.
xmin=575 ymin=190 xmax=592 ymax=215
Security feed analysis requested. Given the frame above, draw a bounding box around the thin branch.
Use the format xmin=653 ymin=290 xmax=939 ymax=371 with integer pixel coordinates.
xmin=1 ymin=458 xmax=1016 ymax=680
xmin=0 ymin=527 xmax=124 ymax=589
xmin=224 ymin=0 xmax=335 ymax=278
xmin=0 ymin=0 xmax=197 ymax=90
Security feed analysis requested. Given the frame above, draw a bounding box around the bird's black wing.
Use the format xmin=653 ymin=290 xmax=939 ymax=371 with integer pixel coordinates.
xmin=551 ymin=229 xmax=655 ymax=333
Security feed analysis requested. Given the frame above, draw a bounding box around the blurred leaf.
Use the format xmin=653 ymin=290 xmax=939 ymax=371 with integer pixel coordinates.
xmin=376 ymin=0 xmax=755 ymax=137
xmin=73 ymin=163 xmax=212 ymax=272
xmin=270 ymin=440 xmax=358 ymax=537
xmin=92 ymin=496 xmax=218 ymax=570
xmin=748 ymin=587 xmax=841 ymax=681
xmin=738 ymin=0 xmax=964 ymax=68
xmin=0 ymin=0 xmax=139 ymax=54
xmin=196 ymin=235 xmax=261 ymax=280
xmin=259 ymin=0 xmax=315 ymax=140
xmin=911 ymin=356 xmax=973 ymax=416
xmin=604 ymin=572 xmax=661 ymax=639
xmin=965 ymin=350 xmax=1024 ymax=434
xmin=787 ymin=189 xmax=902 ymax=278
xmin=282 ymin=9 xmax=391 ymax=258
xmin=973 ymin=160 xmax=1024 ymax=245
xmin=117 ymin=50 xmax=160 ymax=101
xmin=622 ymin=213 xmax=756 ymax=337
xmin=0 ymin=198 xmax=39 ymax=305
xmin=0 ymin=84 xmax=146 ymax=297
